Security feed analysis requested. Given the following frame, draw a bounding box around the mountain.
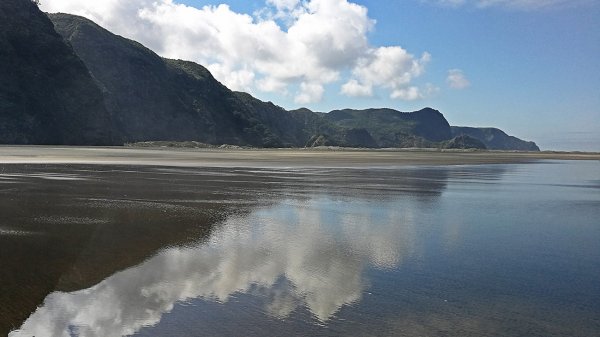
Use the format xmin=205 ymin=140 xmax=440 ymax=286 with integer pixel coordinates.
xmin=0 ymin=1 xmax=539 ymax=150
xmin=0 ymin=0 xmax=113 ymax=144
xmin=442 ymin=134 xmax=487 ymax=150
xmin=49 ymin=13 xmax=305 ymax=147
xmin=451 ymin=126 xmax=540 ymax=151
xmin=323 ymin=108 xmax=452 ymax=148
xmin=49 ymin=13 xmax=384 ymax=148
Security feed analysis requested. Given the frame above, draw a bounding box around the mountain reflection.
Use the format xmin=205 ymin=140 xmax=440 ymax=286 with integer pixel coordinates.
xmin=5 ymin=164 xmax=512 ymax=337
xmin=11 ymin=196 xmax=419 ymax=337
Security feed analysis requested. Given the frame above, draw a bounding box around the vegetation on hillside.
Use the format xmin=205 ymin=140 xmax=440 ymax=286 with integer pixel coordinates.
xmin=0 ymin=0 xmax=540 ymax=151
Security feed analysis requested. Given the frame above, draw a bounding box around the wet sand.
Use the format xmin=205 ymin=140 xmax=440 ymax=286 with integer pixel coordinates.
xmin=2 ymin=150 xmax=599 ymax=336
xmin=3 ymin=161 xmax=599 ymax=337
xmin=0 ymin=146 xmax=598 ymax=167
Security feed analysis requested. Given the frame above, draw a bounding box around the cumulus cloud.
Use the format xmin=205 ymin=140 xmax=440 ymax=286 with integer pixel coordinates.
xmin=391 ymin=87 xmax=424 ymax=100
xmin=342 ymin=47 xmax=431 ymax=99
xmin=268 ymin=0 xmax=302 ymax=11
xmin=40 ymin=0 xmax=431 ymax=104
xmin=341 ymin=79 xmax=373 ymax=97
xmin=295 ymin=82 xmax=325 ymax=104
xmin=10 ymin=198 xmax=415 ymax=337
xmin=446 ymin=69 xmax=470 ymax=89
xmin=425 ymin=0 xmax=590 ymax=10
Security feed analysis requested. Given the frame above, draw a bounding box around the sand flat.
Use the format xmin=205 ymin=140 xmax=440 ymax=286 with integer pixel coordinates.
xmin=4 ymin=160 xmax=600 ymax=337
xmin=0 ymin=145 xmax=598 ymax=168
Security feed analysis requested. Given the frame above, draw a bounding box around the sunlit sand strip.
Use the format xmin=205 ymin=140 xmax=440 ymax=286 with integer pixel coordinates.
xmin=0 ymin=228 xmax=40 ymax=236
xmin=0 ymin=173 xmax=87 ymax=180
xmin=33 ymin=216 xmax=110 ymax=225
xmin=0 ymin=146 xmax=598 ymax=168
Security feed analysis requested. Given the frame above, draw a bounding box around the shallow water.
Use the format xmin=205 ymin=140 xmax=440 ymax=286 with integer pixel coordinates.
xmin=2 ymin=161 xmax=599 ymax=336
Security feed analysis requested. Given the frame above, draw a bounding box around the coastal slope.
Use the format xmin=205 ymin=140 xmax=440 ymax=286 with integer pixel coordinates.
xmin=0 ymin=0 xmax=540 ymax=150
xmin=0 ymin=0 xmax=113 ymax=145
xmin=451 ymin=126 xmax=540 ymax=151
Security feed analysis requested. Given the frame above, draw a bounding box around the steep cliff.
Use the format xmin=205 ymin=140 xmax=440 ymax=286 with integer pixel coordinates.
xmin=451 ymin=126 xmax=540 ymax=151
xmin=0 ymin=0 xmax=113 ymax=144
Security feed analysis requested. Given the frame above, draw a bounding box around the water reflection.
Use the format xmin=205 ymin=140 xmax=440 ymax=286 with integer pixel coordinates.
xmin=11 ymin=196 xmax=419 ymax=336
xmin=2 ymin=164 xmax=516 ymax=336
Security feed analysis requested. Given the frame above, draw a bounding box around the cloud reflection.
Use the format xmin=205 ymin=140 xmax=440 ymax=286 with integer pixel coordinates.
xmin=11 ymin=197 xmax=416 ymax=337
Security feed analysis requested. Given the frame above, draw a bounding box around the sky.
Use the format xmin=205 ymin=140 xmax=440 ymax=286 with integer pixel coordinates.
xmin=40 ymin=0 xmax=600 ymax=151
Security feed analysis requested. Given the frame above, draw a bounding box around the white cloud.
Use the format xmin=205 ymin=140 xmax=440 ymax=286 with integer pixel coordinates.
xmin=256 ymin=77 xmax=288 ymax=94
xmin=295 ymin=82 xmax=325 ymax=104
xmin=446 ymin=69 xmax=470 ymax=89
xmin=40 ymin=0 xmax=430 ymax=104
xmin=267 ymin=0 xmax=302 ymax=11
xmin=208 ymin=63 xmax=256 ymax=92
xmin=342 ymin=47 xmax=431 ymax=100
xmin=10 ymin=198 xmax=415 ymax=337
xmin=341 ymin=79 xmax=373 ymax=97
xmin=391 ymin=87 xmax=424 ymax=100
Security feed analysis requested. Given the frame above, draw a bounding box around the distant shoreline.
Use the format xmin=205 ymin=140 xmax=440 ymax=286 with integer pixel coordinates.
xmin=0 ymin=145 xmax=598 ymax=168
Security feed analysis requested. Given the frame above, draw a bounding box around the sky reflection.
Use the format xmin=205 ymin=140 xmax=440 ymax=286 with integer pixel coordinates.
xmin=9 ymin=162 xmax=599 ymax=337
xmin=11 ymin=197 xmax=417 ymax=337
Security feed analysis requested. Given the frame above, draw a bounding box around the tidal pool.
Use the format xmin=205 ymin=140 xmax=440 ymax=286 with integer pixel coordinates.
xmin=2 ymin=161 xmax=600 ymax=336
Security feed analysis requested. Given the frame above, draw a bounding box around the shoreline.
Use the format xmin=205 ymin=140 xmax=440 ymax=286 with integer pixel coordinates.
xmin=0 ymin=145 xmax=598 ymax=168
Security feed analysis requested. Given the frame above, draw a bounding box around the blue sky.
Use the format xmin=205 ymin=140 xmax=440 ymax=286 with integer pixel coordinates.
xmin=42 ymin=0 xmax=600 ymax=150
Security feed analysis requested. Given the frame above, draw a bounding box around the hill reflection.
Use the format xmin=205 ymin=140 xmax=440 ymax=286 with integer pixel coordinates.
xmin=3 ymin=164 xmax=508 ymax=336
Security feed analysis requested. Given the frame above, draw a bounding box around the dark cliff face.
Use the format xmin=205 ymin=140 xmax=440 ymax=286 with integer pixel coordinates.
xmin=0 ymin=0 xmax=113 ymax=145
xmin=1 ymin=3 xmax=539 ymax=150
xmin=324 ymin=107 xmax=452 ymax=147
xmin=408 ymin=108 xmax=453 ymax=142
xmin=442 ymin=135 xmax=487 ymax=150
xmin=50 ymin=12 xmax=193 ymax=143
xmin=231 ymin=91 xmax=312 ymax=147
xmin=50 ymin=13 xmax=274 ymax=146
xmin=451 ymin=126 xmax=540 ymax=151
xmin=48 ymin=13 xmax=364 ymax=148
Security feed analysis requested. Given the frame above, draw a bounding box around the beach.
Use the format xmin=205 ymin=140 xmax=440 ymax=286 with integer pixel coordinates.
xmin=1 ymin=146 xmax=598 ymax=168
